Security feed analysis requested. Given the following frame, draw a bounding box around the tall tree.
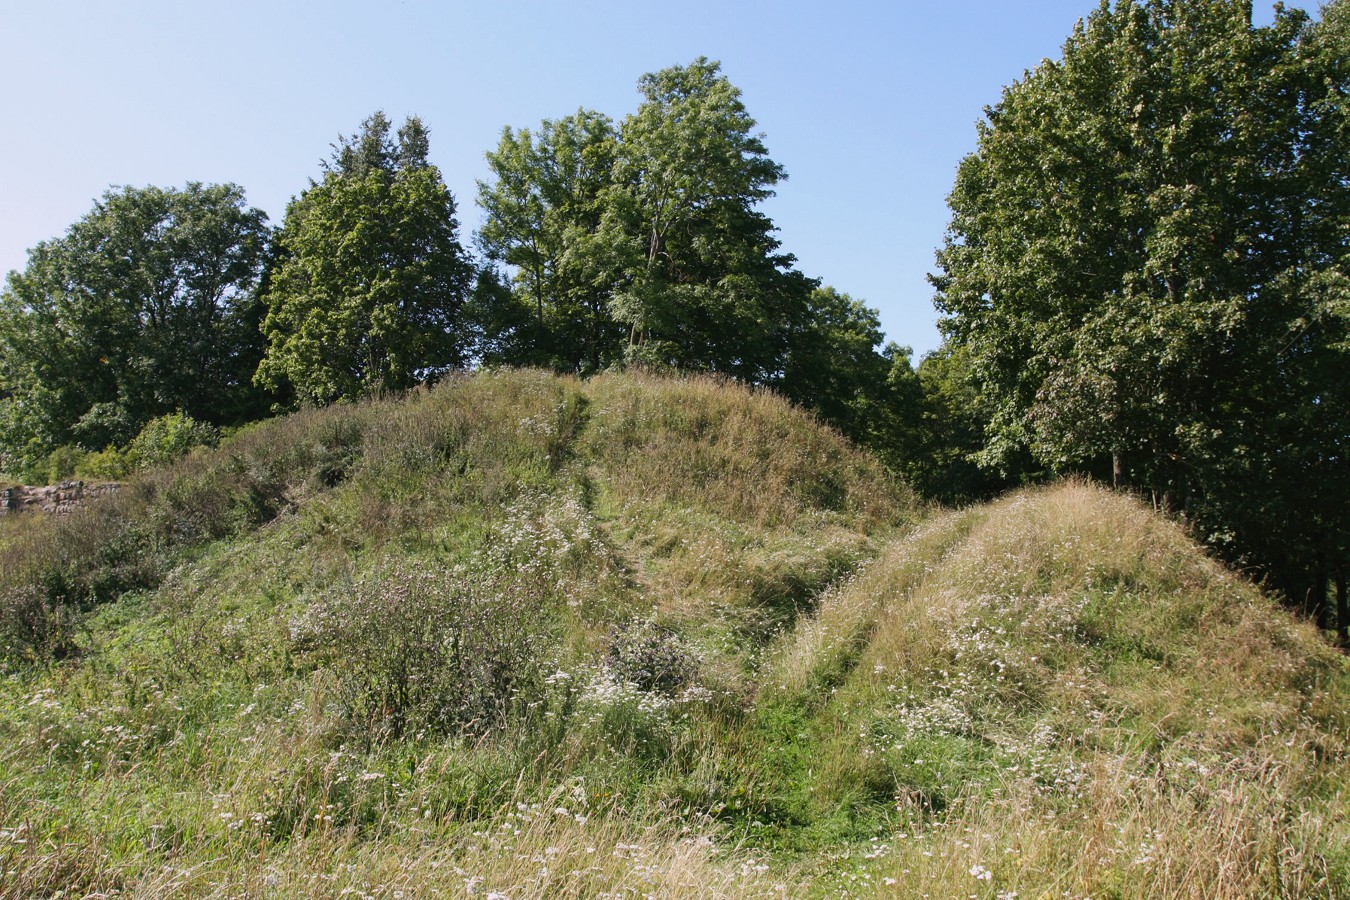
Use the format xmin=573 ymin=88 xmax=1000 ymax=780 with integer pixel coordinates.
xmin=601 ymin=57 xmax=812 ymax=380
xmin=778 ymin=286 xmax=892 ymax=443
xmin=257 ymin=113 xmax=473 ymax=404
xmin=477 ymin=109 xmax=622 ymax=371
xmin=932 ymin=0 xmax=1350 ymax=609
xmin=868 ymin=344 xmax=1022 ymax=506
xmin=0 ymin=183 xmax=270 ymax=471
xmin=473 ymin=60 xmax=918 ymax=452
xmin=474 ymin=59 xmax=817 ymax=383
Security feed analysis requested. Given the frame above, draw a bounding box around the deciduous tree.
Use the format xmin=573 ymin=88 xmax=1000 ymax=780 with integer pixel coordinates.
xmin=477 ymin=110 xmax=622 ymax=371
xmin=932 ymin=0 xmax=1349 ymax=610
xmin=474 ymin=59 xmax=817 ymax=383
xmin=0 ymin=183 xmax=270 ymax=471
xmin=258 ymin=113 xmax=473 ymax=404
xmin=602 ymin=58 xmax=812 ymax=381
xmin=474 ymin=61 xmax=919 ymax=450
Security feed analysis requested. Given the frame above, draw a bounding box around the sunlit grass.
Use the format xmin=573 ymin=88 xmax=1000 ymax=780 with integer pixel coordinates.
xmin=0 ymin=375 xmax=1344 ymax=898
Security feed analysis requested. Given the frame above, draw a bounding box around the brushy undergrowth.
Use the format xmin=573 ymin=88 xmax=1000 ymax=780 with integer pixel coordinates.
xmin=0 ymin=372 xmax=1344 ymax=898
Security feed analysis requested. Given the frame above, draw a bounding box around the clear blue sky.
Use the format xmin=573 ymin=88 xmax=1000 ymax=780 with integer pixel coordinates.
xmin=0 ymin=0 xmax=1302 ymax=358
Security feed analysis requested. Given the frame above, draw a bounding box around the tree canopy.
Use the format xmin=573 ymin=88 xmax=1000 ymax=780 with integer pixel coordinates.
xmin=601 ymin=58 xmax=813 ymax=381
xmin=476 ymin=58 xmax=902 ymax=439
xmin=0 ymin=182 xmax=270 ymax=473
xmin=257 ymin=113 xmax=474 ymax=404
xmin=478 ymin=60 xmax=822 ymax=379
xmin=477 ymin=108 xmax=622 ymax=371
xmin=932 ymin=0 xmax=1350 ymax=610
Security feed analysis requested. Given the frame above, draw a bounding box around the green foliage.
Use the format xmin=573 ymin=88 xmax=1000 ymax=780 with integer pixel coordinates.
xmin=776 ymin=287 xmax=891 ymax=444
xmin=932 ymin=0 xmax=1350 ymax=605
xmin=258 ymin=112 xmax=474 ymax=404
xmin=601 ymin=58 xmax=813 ymax=382
xmin=40 ymin=445 xmax=87 ymax=484
xmin=874 ymin=344 xmax=1024 ymax=505
xmin=0 ymin=408 xmax=356 ymax=662
xmin=0 ymin=183 xmax=271 ymax=472
xmin=0 ymin=28 xmax=1347 ymax=892
xmin=12 ymin=413 xmax=221 ymax=485
xmin=475 ymin=60 xmax=898 ymax=444
xmin=125 ymin=411 xmax=219 ymax=472
xmin=74 ymin=446 xmax=131 ymax=481
xmin=477 ymin=109 xmax=623 ymax=371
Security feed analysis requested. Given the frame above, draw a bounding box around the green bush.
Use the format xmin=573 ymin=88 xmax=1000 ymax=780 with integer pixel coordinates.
xmin=8 ymin=415 xmax=220 ymax=486
xmin=125 ymin=412 xmax=219 ymax=471
xmin=0 ymin=583 xmax=78 ymax=663
xmin=76 ymin=446 xmax=132 ymax=480
xmin=8 ymin=415 xmax=221 ymax=486
xmin=41 ymin=446 xmax=88 ymax=483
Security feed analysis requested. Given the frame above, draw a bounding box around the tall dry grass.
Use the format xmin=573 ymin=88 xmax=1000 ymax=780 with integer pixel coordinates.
xmin=584 ymin=371 xmax=913 ymax=532
xmin=788 ymin=479 xmax=1349 ymax=898
xmin=1 ymin=380 xmax=1346 ymax=899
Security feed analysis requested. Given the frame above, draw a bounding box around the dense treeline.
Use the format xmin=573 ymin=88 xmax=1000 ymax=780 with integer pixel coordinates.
xmin=0 ymin=58 xmax=919 ymax=482
xmin=934 ymin=0 xmax=1349 ymax=633
xmin=1 ymin=3 xmax=1347 ymax=635
xmin=0 ymin=183 xmax=271 ymax=460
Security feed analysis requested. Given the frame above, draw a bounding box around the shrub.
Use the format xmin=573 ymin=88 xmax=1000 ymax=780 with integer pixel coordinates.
xmin=13 ymin=415 xmax=221 ymax=486
xmin=290 ymin=560 xmax=561 ymax=741
xmin=125 ymin=412 xmax=220 ymax=471
xmin=41 ymin=445 xmax=88 ymax=483
xmin=606 ymin=618 xmax=697 ymax=696
xmin=76 ymin=446 xmax=132 ymax=480
xmin=0 ymin=584 xmax=78 ymax=662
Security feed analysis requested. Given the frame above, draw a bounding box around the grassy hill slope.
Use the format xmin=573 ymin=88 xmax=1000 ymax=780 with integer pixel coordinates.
xmin=0 ymin=371 xmax=1345 ymax=898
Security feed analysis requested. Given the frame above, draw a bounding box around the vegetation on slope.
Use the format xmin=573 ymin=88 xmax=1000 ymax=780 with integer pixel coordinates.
xmin=769 ymin=481 xmax=1348 ymax=896
xmin=0 ymin=371 xmax=1345 ymax=898
xmin=6 ymin=5 xmax=1347 ymax=627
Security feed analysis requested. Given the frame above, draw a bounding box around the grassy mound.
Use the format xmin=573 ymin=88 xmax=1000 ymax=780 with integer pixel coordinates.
xmin=0 ymin=372 xmax=1344 ymax=898
xmin=767 ymin=481 xmax=1349 ymax=896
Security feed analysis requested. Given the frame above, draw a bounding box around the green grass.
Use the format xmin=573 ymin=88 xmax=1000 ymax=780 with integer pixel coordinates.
xmin=0 ymin=371 xmax=1345 ymax=898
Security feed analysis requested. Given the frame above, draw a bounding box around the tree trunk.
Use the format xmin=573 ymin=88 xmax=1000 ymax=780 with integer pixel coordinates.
xmin=1310 ymin=554 xmax=1329 ymax=632
xmin=1337 ymin=571 xmax=1347 ymax=649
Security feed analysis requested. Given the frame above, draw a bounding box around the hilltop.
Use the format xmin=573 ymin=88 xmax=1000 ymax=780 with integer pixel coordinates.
xmin=0 ymin=370 xmax=1345 ymax=898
